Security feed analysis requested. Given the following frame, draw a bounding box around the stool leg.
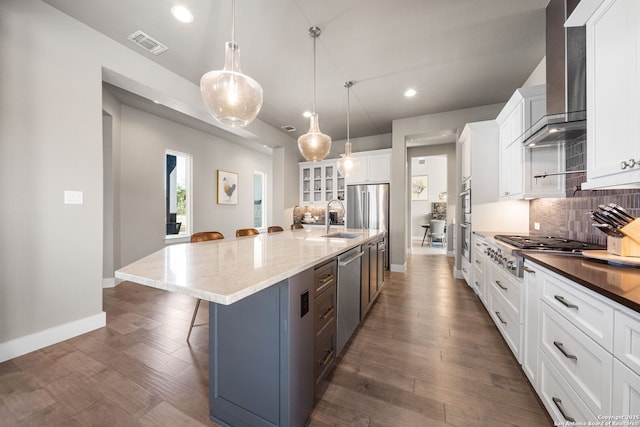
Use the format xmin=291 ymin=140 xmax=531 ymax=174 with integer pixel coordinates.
xmin=421 ymin=228 xmax=428 ymax=247
xmin=187 ymin=299 xmax=201 ymax=342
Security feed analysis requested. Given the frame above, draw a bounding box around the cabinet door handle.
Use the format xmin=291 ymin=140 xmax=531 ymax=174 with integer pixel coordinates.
xmin=523 ymin=266 xmax=536 ymax=274
xmin=552 ymin=397 xmax=576 ymax=423
xmin=495 ymin=280 xmax=507 ymax=291
xmin=475 ymin=260 xmax=481 ymax=265
xmin=320 ymin=349 xmax=334 ymax=366
xmin=320 ymin=307 xmax=334 ymax=320
xmin=553 ymin=341 xmax=578 ymax=361
xmin=495 ymin=311 xmax=507 ymax=325
xmin=554 ymin=295 xmax=578 ymax=309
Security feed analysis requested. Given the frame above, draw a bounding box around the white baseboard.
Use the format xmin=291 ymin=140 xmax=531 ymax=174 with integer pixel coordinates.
xmin=453 ymin=267 xmax=463 ymax=280
xmin=0 ymin=312 xmax=106 ymax=363
xmin=102 ymin=277 xmax=122 ymax=288
xmin=390 ymin=263 xmax=406 ymax=273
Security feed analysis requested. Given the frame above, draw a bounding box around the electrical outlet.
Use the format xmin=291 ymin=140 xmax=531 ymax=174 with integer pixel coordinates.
xmin=534 ymin=222 xmax=540 ymax=230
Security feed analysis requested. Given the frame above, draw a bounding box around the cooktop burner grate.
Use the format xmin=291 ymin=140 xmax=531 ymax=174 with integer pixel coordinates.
xmin=494 ymin=235 xmax=604 ymax=252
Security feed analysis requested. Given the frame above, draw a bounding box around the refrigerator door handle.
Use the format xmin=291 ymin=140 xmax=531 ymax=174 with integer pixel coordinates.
xmin=361 ymin=191 xmax=366 ymax=229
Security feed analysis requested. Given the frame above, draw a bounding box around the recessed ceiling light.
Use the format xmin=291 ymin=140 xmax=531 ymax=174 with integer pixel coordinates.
xmin=171 ymin=5 xmax=194 ymax=23
xmin=302 ymin=111 xmax=312 ymax=118
xmin=404 ymin=88 xmax=417 ymax=98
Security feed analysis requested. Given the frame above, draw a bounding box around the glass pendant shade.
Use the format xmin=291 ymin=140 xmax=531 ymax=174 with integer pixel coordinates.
xmin=336 ymin=141 xmax=359 ymax=177
xmin=200 ymin=41 xmax=263 ymax=127
xmin=298 ymin=113 xmax=331 ymax=162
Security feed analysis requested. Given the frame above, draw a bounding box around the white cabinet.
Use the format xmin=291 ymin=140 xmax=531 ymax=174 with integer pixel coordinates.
xmin=522 ymin=263 xmax=541 ymax=390
xmin=458 ymin=121 xmax=499 ymax=204
xmin=613 ymin=359 xmax=640 ymax=418
xmin=495 ymin=85 xmax=562 ymax=199
xmin=345 ymin=149 xmax=391 ymax=185
xmin=300 ymin=160 xmax=345 ymax=205
xmin=472 ymin=235 xmax=489 ymax=306
xmin=573 ymin=0 xmax=640 ymax=189
xmin=614 ymin=309 xmax=640 ymax=376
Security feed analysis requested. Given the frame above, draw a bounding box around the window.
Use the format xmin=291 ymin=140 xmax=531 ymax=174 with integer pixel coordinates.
xmin=253 ymin=172 xmax=266 ymax=229
xmin=165 ymin=150 xmax=191 ymax=238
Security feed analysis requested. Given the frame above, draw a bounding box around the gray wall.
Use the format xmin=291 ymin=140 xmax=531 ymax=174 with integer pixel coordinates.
xmin=0 ymin=0 xmax=297 ymax=358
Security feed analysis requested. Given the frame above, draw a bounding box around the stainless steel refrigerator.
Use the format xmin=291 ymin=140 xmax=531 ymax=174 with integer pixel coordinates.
xmin=347 ymin=183 xmax=389 ymax=268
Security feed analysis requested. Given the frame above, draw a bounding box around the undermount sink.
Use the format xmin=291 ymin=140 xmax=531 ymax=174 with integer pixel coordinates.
xmin=321 ymin=232 xmax=361 ymax=239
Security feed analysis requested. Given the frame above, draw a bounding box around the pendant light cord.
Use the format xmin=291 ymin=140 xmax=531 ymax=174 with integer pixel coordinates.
xmin=312 ymin=31 xmax=317 ymax=114
xmin=231 ymin=0 xmax=236 ymax=42
xmin=346 ymin=83 xmax=350 ymax=142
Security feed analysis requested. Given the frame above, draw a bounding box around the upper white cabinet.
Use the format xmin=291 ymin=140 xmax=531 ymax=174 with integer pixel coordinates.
xmin=458 ymin=121 xmax=499 ymax=204
xmin=496 ymin=85 xmax=548 ymax=200
xmin=345 ymin=149 xmax=391 ymax=185
xmin=570 ymin=0 xmax=640 ymax=189
xmin=300 ymin=160 xmax=345 ymax=204
xmin=496 ymin=85 xmax=565 ymax=199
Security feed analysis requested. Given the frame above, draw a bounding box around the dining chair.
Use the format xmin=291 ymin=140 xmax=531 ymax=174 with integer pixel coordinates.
xmin=267 ymin=226 xmax=284 ymax=233
xmin=187 ymin=231 xmax=224 ymax=342
xmin=236 ymin=228 xmax=260 ymax=237
xmin=291 ymin=223 xmax=304 ymax=230
xmin=428 ymin=220 xmax=446 ymax=247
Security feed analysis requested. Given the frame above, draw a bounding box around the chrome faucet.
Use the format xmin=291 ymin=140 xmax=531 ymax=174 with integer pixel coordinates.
xmin=326 ymin=199 xmax=345 ymax=235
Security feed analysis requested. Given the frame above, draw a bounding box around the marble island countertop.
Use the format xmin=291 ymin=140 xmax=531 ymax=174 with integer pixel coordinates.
xmin=115 ymin=228 xmax=384 ymax=305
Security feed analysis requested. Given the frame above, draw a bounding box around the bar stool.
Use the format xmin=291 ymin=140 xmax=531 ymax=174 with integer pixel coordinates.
xmin=187 ymin=231 xmax=224 ymax=342
xmin=267 ymin=226 xmax=284 ymax=233
xmin=291 ymin=224 xmax=304 ymax=230
xmin=236 ymin=228 xmax=260 ymax=237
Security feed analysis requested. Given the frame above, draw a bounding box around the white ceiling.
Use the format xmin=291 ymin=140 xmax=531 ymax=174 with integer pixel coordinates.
xmin=42 ymin=0 xmax=549 ymax=142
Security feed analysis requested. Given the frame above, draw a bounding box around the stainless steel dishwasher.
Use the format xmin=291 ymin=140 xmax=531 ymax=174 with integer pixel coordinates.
xmin=336 ymin=246 xmax=364 ymax=354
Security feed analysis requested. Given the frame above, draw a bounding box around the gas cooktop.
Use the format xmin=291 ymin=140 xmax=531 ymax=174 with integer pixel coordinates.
xmin=494 ymin=235 xmax=604 ymax=253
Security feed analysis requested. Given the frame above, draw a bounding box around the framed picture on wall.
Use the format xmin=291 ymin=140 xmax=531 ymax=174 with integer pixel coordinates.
xmin=217 ymin=170 xmax=238 ymax=205
xmin=411 ymin=175 xmax=428 ymax=200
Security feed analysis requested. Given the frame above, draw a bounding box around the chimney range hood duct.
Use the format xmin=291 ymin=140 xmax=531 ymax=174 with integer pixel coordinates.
xmin=521 ymin=0 xmax=586 ymax=148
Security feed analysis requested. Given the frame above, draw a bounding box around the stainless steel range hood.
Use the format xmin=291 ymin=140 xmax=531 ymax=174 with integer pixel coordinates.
xmin=522 ymin=0 xmax=586 ymax=148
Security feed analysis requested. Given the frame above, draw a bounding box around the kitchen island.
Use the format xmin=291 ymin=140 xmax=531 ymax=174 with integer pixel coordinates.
xmin=116 ymin=227 xmax=384 ymax=427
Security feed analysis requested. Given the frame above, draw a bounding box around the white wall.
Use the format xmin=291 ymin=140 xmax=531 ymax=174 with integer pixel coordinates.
xmin=390 ymin=104 xmax=505 ymax=271
xmin=523 ymin=57 xmax=546 ymax=87
xmin=410 ymin=156 xmax=447 ymax=239
xmin=0 ymin=0 xmax=296 ymax=361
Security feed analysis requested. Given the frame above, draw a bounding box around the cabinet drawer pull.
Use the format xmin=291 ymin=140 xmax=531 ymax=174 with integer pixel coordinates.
xmin=523 ymin=266 xmax=536 ymax=274
xmin=552 ymin=397 xmax=576 ymax=423
xmin=553 ymin=341 xmax=578 ymax=361
xmin=495 ymin=280 xmax=507 ymax=291
xmin=320 ymin=307 xmax=334 ymax=320
xmin=475 ymin=260 xmax=481 ymax=265
xmin=495 ymin=311 xmax=507 ymax=325
xmin=554 ymin=295 xmax=578 ymax=309
xmin=320 ymin=349 xmax=334 ymax=366
xmin=318 ymin=274 xmax=334 ymax=287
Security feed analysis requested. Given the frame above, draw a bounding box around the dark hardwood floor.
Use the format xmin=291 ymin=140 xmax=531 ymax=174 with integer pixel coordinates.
xmin=0 ymin=254 xmax=551 ymax=426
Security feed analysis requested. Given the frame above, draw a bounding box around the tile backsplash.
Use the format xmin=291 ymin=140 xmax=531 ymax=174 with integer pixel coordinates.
xmin=529 ymin=172 xmax=640 ymax=246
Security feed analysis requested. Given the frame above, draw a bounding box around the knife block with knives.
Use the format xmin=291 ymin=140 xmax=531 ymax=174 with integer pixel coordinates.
xmin=608 ymin=218 xmax=640 ymax=257
xmin=590 ymin=203 xmax=640 ymax=257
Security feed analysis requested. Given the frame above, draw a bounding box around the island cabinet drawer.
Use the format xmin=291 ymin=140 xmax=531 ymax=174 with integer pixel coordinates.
xmin=314 ymin=319 xmax=336 ymax=385
xmin=489 ymin=285 xmax=521 ymax=361
xmin=490 ymin=267 xmax=521 ymax=318
xmin=314 ymin=284 xmax=336 ymax=335
xmin=539 ymin=267 xmax=614 ymax=351
xmin=614 ymin=309 xmax=640 ymax=376
xmin=314 ymin=260 xmax=336 ymax=294
xmin=540 ymin=302 xmax=613 ymax=416
xmin=539 ymin=352 xmax=598 ymax=424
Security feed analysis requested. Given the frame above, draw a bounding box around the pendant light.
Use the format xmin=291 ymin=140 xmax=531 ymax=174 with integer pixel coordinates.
xmin=298 ymin=26 xmax=331 ymax=162
xmin=200 ymin=0 xmax=263 ymax=127
xmin=336 ymin=81 xmax=360 ymax=177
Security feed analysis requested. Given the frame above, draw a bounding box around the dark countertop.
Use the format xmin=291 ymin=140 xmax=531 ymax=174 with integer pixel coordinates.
xmin=522 ymin=252 xmax=640 ymax=313
xmin=473 ymin=230 xmax=640 ymax=313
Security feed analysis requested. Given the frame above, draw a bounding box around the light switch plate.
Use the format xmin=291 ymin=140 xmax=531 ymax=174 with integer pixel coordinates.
xmin=534 ymin=222 xmax=540 ymax=230
xmin=64 ymin=190 xmax=83 ymax=205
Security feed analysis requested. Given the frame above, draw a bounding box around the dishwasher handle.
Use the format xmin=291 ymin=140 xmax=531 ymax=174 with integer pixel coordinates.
xmin=338 ymin=250 xmax=365 ymax=267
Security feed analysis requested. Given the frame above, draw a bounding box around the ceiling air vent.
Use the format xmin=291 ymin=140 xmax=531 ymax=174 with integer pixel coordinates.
xmin=127 ymin=30 xmax=168 ymax=55
xmin=281 ymin=125 xmax=296 ymax=132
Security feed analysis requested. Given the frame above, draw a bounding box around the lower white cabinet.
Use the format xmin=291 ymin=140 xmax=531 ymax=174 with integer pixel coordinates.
xmin=540 ymin=302 xmax=612 ymax=415
xmin=613 ymin=359 xmax=640 ymax=418
xmin=614 ymin=309 xmax=640 ymax=376
xmin=522 ymin=263 xmax=540 ymax=390
xmin=539 ymin=351 xmax=599 ymax=423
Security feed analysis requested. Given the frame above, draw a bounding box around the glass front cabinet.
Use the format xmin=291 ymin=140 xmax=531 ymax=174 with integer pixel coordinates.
xmin=300 ymin=160 xmax=343 ymax=205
